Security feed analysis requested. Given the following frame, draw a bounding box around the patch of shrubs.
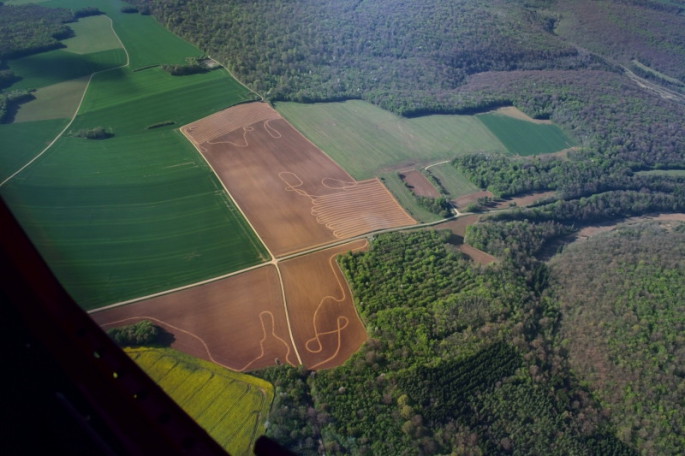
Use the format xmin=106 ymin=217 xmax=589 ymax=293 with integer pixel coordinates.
xmin=146 ymin=120 xmax=175 ymax=129
xmin=120 ymin=6 xmax=139 ymax=14
xmin=162 ymin=57 xmax=210 ymax=76
xmin=107 ymin=320 xmax=170 ymax=347
xmin=74 ymin=126 xmax=113 ymax=139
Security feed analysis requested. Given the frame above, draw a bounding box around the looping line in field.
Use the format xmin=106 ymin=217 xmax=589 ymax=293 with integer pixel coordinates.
xmin=100 ymin=311 xmax=295 ymax=372
xmin=207 ymin=126 xmax=254 ymax=148
xmin=303 ymin=240 xmax=368 ymax=369
xmin=279 ymin=171 xmax=415 ymax=239
xmin=263 ymin=120 xmax=282 ymax=139
xmin=238 ymin=310 xmax=296 ymax=371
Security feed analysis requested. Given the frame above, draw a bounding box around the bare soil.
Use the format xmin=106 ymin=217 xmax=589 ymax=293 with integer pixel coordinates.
xmin=92 ymin=266 xmax=296 ymax=371
xmin=399 ymin=170 xmax=441 ymax=198
xmin=280 ymin=240 xmax=369 ymax=369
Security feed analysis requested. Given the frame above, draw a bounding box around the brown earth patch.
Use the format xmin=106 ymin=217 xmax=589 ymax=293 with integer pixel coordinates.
xmin=429 ymin=215 xmax=497 ymax=265
xmin=458 ymin=243 xmax=497 ymax=265
xmin=279 ymin=240 xmax=368 ymax=370
xmin=494 ymin=106 xmax=553 ymax=124
xmin=91 ymin=265 xmax=295 ymax=372
xmin=494 ymin=191 xmax=557 ymax=209
xmin=432 ymin=214 xmax=482 ymax=237
xmin=399 ymin=170 xmax=440 ymax=198
xmin=182 ymin=103 xmax=416 ymax=256
xmin=453 ymin=190 xmax=494 ymax=209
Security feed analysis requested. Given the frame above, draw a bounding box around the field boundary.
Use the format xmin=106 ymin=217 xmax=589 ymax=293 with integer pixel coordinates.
xmin=0 ymin=16 xmax=130 ymax=188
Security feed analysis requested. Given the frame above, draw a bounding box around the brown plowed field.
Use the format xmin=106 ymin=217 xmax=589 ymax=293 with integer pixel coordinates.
xmin=182 ymin=103 xmax=416 ymax=256
xmin=91 ymin=266 xmax=296 ymax=371
xmin=280 ymin=240 xmax=368 ymax=369
xmin=399 ymin=170 xmax=440 ymax=198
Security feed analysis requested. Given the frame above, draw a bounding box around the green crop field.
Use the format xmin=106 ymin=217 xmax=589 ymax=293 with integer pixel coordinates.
xmin=8 ymin=49 xmax=126 ymax=90
xmin=380 ymin=173 xmax=443 ymax=223
xmin=0 ymin=119 xmax=68 ymax=182
xmin=477 ymin=113 xmax=577 ymax=156
xmin=1 ymin=0 xmax=266 ymax=309
xmin=126 ymin=348 xmax=273 ymax=456
xmin=426 ymin=163 xmax=480 ymax=199
xmin=276 ymin=100 xmax=506 ymax=180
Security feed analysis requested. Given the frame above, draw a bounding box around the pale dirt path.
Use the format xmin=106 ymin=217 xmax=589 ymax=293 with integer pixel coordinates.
xmin=0 ymin=17 xmax=130 ymax=188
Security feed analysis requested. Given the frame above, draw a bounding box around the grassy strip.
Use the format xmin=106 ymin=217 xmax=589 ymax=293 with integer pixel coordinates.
xmin=426 ymin=163 xmax=480 ymax=199
xmin=477 ymin=113 xmax=576 ymax=156
xmin=126 ymin=347 xmax=273 ymax=456
xmin=276 ymin=100 xmax=506 ymax=180
xmin=380 ymin=173 xmax=442 ymax=223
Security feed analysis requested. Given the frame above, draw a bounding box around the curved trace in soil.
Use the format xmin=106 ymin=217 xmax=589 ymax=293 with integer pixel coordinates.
xmin=101 ymin=311 xmax=295 ymax=372
xmin=279 ymin=171 xmax=415 ymax=239
xmin=303 ymin=240 xmax=368 ymax=369
xmin=239 ymin=310 xmax=296 ymax=371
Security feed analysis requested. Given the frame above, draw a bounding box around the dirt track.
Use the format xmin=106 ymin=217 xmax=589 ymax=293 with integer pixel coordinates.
xmin=280 ymin=240 xmax=368 ymax=369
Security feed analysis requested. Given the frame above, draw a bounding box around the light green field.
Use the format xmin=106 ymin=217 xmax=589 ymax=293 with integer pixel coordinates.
xmin=426 ymin=163 xmax=480 ymax=199
xmin=62 ymin=15 xmax=123 ymax=54
xmin=0 ymin=119 xmax=68 ymax=182
xmin=1 ymin=0 xmax=265 ymax=309
xmin=276 ymin=100 xmax=506 ymax=180
xmin=126 ymin=347 xmax=273 ymax=456
xmin=477 ymin=113 xmax=576 ymax=156
xmin=380 ymin=173 xmax=443 ymax=223
xmin=14 ymin=76 xmax=90 ymax=122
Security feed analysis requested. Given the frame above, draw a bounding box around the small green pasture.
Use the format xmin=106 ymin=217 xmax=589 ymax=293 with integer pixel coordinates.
xmin=14 ymin=76 xmax=90 ymax=123
xmin=0 ymin=119 xmax=68 ymax=182
xmin=276 ymin=100 xmax=506 ymax=180
xmin=126 ymin=347 xmax=273 ymax=456
xmin=380 ymin=173 xmax=443 ymax=223
xmin=426 ymin=163 xmax=480 ymax=199
xmin=477 ymin=113 xmax=576 ymax=156
xmin=62 ymin=15 xmax=123 ymax=54
xmin=8 ymin=48 xmax=126 ymax=90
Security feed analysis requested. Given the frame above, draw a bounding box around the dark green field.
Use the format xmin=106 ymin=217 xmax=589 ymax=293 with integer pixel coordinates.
xmin=1 ymin=0 xmax=266 ymax=309
xmin=477 ymin=113 xmax=577 ymax=156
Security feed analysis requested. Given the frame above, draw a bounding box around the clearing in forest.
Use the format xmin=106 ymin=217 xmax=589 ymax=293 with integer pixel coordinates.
xmin=275 ymin=100 xmax=506 ymax=180
xmin=127 ymin=347 xmax=273 ymax=456
xmin=477 ymin=112 xmax=576 ymax=156
xmin=182 ymin=102 xmax=417 ymax=257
